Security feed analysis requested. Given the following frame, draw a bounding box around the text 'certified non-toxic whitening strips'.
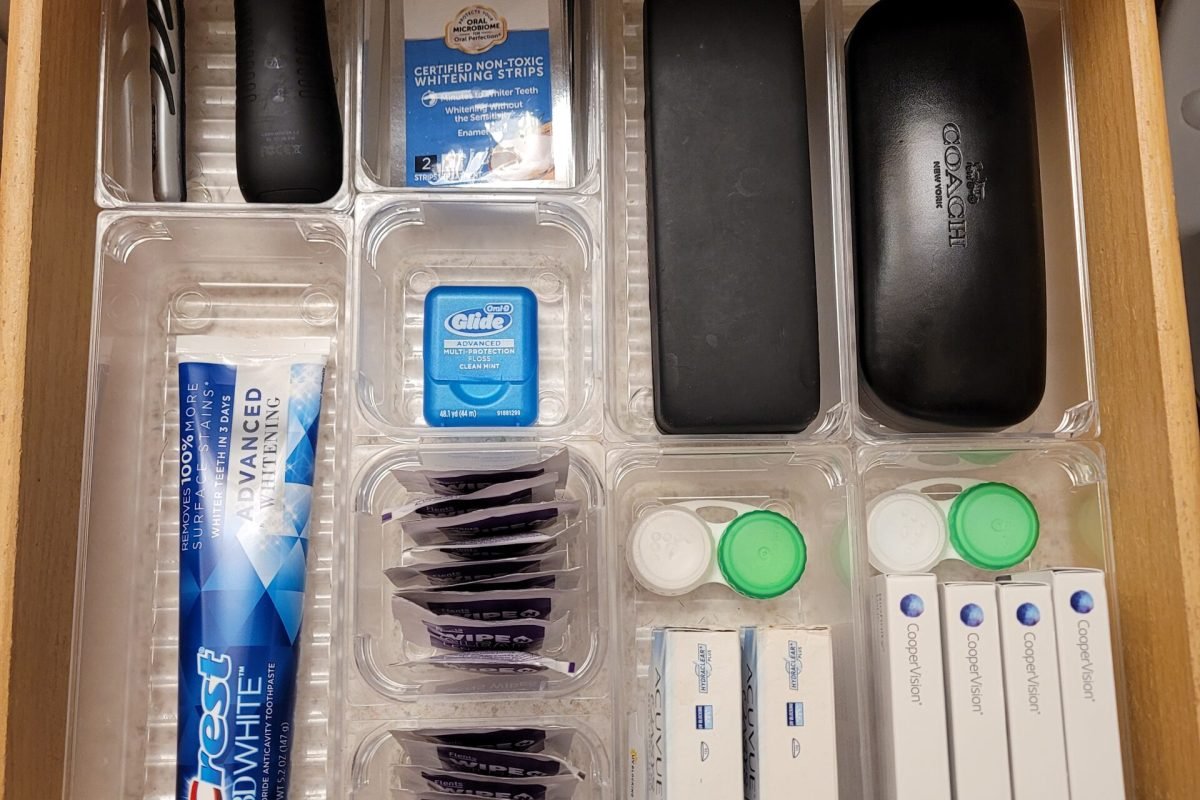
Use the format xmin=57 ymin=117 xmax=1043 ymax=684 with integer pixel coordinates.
xmin=424 ymin=285 xmax=539 ymax=427
xmin=176 ymin=336 xmax=330 ymax=800
xmin=742 ymin=626 xmax=839 ymax=800
xmin=871 ymin=574 xmax=951 ymax=800
xmin=401 ymin=0 xmax=569 ymax=186
xmin=649 ymin=628 xmax=743 ymax=800
xmin=996 ymin=581 xmax=1070 ymax=800
xmin=1026 ymin=569 xmax=1127 ymax=799
xmin=939 ymin=583 xmax=1012 ymax=800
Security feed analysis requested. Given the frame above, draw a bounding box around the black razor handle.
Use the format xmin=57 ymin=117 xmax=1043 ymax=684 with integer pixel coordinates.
xmin=234 ymin=0 xmax=343 ymax=203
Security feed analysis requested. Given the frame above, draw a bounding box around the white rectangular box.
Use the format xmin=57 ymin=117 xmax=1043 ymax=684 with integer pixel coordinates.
xmin=871 ymin=574 xmax=952 ymax=800
xmin=648 ymin=628 xmax=743 ymax=800
xmin=741 ymin=626 xmax=839 ymax=800
xmin=996 ymin=581 xmax=1070 ymax=800
xmin=1026 ymin=569 xmax=1127 ymax=799
xmin=939 ymin=583 xmax=1012 ymax=800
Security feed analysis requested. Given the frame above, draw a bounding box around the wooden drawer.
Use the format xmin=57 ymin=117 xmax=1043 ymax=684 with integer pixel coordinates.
xmin=1 ymin=0 xmax=1197 ymax=796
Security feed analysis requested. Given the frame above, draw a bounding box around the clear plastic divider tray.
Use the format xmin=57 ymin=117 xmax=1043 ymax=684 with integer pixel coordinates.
xmin=68 ymin=1 xmax=1128 ymax=799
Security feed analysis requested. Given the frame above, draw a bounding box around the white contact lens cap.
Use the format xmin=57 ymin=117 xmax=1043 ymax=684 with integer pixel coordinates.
xmin=627 ymin=506 xmax=716 ymax=596
xmin=867 ymin=491 xmax=949 ymax=574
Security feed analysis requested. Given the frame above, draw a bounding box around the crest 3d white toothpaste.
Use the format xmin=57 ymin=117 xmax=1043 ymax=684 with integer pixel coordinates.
xmin=175 ymin=336 xmax=330 ymax=800
xmin=871 ymin=574 xmax=951 ymax=800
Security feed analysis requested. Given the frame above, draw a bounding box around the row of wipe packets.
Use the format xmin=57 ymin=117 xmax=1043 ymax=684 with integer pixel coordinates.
xmin=384 ymin=450 xmax=585 ymax=676
xmin=390 ymin=726 xmax=588 ymax=800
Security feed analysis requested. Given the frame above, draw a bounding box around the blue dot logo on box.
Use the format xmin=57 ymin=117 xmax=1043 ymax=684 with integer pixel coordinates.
xmin=900 ymin=594 xmax=925 ymax=618
xmin=960 ymin=603 xmax=985 ymax=627
xmin=1070 ymin=590 xmax=1095 ymax=614
xmin=1017 ymin=602 xmax=1041 ymax=627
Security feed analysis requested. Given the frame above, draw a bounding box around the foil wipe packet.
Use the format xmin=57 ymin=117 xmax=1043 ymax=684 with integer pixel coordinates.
xmin=384 ymin=474 xmax=560 ymax=521
xmin=390 ymin=500 xmax=582 ymax=543
xmin=396 ymin=605 xmax=571 ymax=652
xmin=403 ymin=518 xmax=584 ymax=561
xmin=392 ymin=449 xmax=569 ymax=496
xmin=397 ymin=739 xmax=585 ymax=779
xmin=393 ymin=727 xmax=577 ymax=756
xmin=385 ymin=550 xmax=569 ymax=589
xmin=395 ymin=651 xmax=578 ymax=676
xmin=394 ymin=588 xmax=571 ymax=622
xmin=394 ymin=766 xmax=582 ymax=800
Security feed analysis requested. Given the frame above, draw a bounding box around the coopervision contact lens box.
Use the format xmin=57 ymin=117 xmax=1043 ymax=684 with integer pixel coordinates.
xmin=871 ymin=574 xmax=951 ymax=800
xmin=741 ymin=626 xmax=839 ymax=800
xmin=995 ymin=581 xmax=1070 ymax=800
xmin=939 ymin=583 xmax=1012 ymax=800
xmin=1025 ymin=569 xmax=1127 ymax=799
xmin=648 ymin=628 xmax=742 ymax=800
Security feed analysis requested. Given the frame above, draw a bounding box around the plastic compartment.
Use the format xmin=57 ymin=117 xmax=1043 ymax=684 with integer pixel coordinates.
xmin=347 ymin=717 xmax=612 ymax=799
xmin=354 ymin=198 xmax=603 ymax=437
xmin=66 ymin=213 xmax=349 ymax=798
xmin=857 ymin=442 xmax=1134 ymax=796
xmin=606 ymin=0 xmax=851 ymax=441
xmin=357 ymin=0 xmax=602 ymax=192
xmin=345 ymin=443 xmax=609 ymax=702
xmin=96 ymin=0 xmax=355 ymax=208
xmin=837 ymin=0 xmax=1098 ymax=438
xmin=609 ymin=447 xmax=873 ymax=800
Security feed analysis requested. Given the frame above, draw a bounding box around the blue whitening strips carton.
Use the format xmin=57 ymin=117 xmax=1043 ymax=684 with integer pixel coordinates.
xmin=424 ymin=286 xmax=539 ymax=427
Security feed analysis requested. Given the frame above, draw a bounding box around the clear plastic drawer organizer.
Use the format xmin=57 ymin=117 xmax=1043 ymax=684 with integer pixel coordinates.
xmin=68 ymin=1 xmax=1129 ymax=799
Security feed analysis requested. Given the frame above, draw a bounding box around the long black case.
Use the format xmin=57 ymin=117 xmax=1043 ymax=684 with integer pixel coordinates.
xmin=644 ymin=0 xmax=821 ymax=435
xmin=847 ymin=0 xmax=1047 ymax=431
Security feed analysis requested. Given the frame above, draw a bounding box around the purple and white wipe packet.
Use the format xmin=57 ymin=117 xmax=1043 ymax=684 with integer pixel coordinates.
xmin=392 ymin=726 xmax=576 ymax=756
xmin=395 ymin=651 xmax=578 ymax=677
xmin=385 ymin=551 xmax=568 ymax=590
xmin=394 ymin=766 xmax=582 ymax=800
xmin=384 ymin=474 xmax=560 ymax=521
xmin=392 ymin=449 xmax=570 ymax=496
xmin=397 ymin=605 xmax=570 ymax=653
xmin=389 ymin=500 xmax=582 ymax=544
xmin=396 ymin=739 xmax=585 ymax=779
xmin=393 ymin=589 xmax=569 ymax=622
xmin=403 ymin=518 xmax=584 ymax=561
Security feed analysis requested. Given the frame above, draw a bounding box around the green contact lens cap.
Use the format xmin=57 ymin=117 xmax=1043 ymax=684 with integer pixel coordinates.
xmin=717 ymin=511 xmax=807 ymax=600
xmin=949 ymin=482 xmax=1040 ymax=571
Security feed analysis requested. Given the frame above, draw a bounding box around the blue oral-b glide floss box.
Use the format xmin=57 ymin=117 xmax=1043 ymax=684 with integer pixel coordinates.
xmin=424 ymin=285 xmax=539 ymax=427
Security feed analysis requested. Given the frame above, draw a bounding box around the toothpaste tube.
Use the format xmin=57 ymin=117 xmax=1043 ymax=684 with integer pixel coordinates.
xmin=393 ymin=727 xmax=577 ymax=756
xmin=399 ymin=651 xmax=578 ymax=676
xmin=175 ymin=336 xmax=330 ymax=800
xmin=404 ymin=518 xmax=584 ymax=561
xmin=385 ymin=550 xmax=569 ymax=589
xmin=392 ymin=449 xmax=570 ymax=495
xmin=384 ymin=474 xmax=561 ymax=520
xmin=397 ymin=740 xmax=585 ymax=778
xmin=393 ymin=589 xmax=570 ymax=622
xmin=394 ymin=500 xmax=582 ymax=543
xmin=394 ymin=766 xmax=582 ymax=800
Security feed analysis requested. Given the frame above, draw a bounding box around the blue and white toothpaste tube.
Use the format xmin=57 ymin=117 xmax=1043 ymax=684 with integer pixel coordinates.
xmin=175 ymin=336 xmax=331 ymax=800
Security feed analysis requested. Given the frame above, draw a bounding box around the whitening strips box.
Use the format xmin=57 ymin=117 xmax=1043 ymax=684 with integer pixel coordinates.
xmin=871 ymin=574 xmax=951 ymax=800
xmin=995 ymin=581 xmax=1070 ymax=800
xmin=939 ymin=583 xmax=1012 ymax=800
xmin=741 ymin=626 xmax=839 ymax=800
xmin=1026 ymin=569 xmax=1127 ymax=799
xmin=648 ymin=628 xmax=743 ymax=800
